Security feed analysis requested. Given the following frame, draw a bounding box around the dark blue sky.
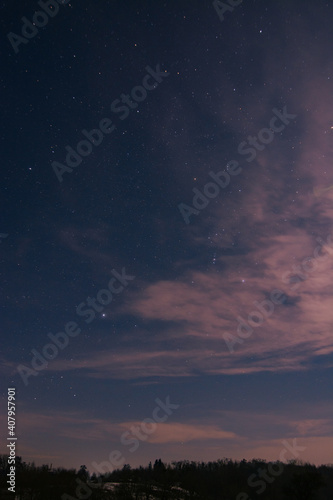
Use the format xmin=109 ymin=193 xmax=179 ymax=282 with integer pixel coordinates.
xmin=0 ymin=0 xmax=333 ymax=471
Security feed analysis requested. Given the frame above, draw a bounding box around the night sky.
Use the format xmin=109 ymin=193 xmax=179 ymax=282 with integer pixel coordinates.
xmin=1 ymin=0 xmax=333 ymax=472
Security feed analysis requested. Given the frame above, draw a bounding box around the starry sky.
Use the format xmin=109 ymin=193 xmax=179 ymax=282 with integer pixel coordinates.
xmin=0 ymin=0 xmax=333 ymax=472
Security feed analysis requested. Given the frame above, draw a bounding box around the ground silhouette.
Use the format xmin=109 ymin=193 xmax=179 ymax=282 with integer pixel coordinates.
xmin=1 ymin=455 xmax=332 ymax=499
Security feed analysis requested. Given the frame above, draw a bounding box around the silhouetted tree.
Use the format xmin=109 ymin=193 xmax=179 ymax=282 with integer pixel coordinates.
xmin=78 ymin=464 xmax=89 ymax=482
xmin=284 ymin=469 xmax=325 ymax=500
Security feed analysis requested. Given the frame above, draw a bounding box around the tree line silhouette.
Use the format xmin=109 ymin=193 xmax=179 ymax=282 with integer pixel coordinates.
xmin=1 ymin=454 xmax=332 ymax=499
